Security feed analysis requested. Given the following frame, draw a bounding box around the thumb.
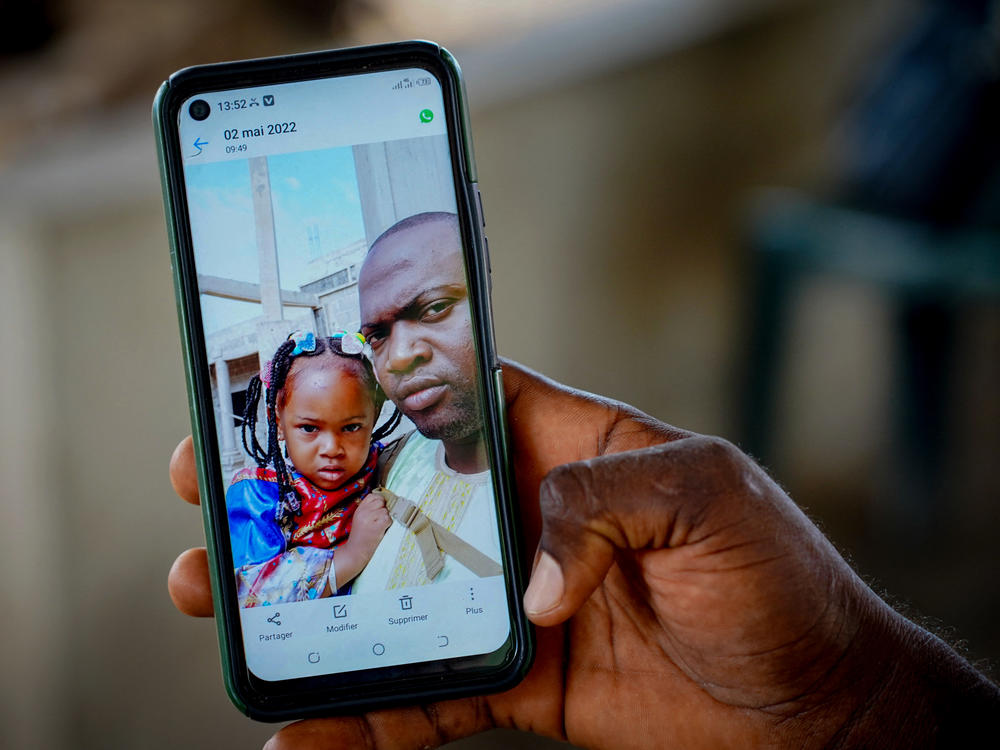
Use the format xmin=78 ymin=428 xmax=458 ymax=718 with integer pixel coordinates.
xmin=522 ymin=437 xmax=739 ymax=626
xmin=522 ymin=450 xmax=651 ymax=627
xmin=522 ymin=457 xmax=622 ymax=626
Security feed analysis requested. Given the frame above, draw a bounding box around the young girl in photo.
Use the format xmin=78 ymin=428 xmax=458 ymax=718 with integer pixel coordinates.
xmin=227 ymin=330 xmax=400 ymax=607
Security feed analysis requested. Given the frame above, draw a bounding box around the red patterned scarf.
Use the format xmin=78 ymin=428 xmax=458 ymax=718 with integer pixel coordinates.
xmin=287 ymin=443 xmax=380 ymax=549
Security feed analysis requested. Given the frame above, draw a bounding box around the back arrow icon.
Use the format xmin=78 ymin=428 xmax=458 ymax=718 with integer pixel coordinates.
xmin=192 ymin=137 xmax=208 ymax=155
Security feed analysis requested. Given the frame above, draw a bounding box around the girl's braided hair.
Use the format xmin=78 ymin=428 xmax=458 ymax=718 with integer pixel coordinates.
xmin=241 ymin=333 xmax=400 ymax=521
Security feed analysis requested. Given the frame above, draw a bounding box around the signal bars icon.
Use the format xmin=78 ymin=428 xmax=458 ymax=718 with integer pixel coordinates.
xmin=392 ymin=77 xmax=433 ymax=90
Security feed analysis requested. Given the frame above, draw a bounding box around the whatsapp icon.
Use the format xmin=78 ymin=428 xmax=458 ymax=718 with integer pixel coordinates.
xmin=419 ymin=108 xmax=434 ymax=123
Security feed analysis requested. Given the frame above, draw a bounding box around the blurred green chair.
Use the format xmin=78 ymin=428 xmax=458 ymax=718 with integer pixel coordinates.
xmin=740 ymin=188 xmax=1000 ymax=536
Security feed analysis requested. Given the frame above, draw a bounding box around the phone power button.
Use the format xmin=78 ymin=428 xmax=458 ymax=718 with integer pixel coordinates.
xmin=473 ymin=183 xmax=486 ymax=228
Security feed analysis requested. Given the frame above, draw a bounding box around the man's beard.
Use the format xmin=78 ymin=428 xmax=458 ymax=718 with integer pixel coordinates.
xmin=405 ymin=384 xmax=482 ymax=444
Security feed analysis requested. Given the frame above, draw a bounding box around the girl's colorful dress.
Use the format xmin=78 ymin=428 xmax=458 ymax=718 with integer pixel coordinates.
xmin=226 ymin=443 xmax=380 ymax=607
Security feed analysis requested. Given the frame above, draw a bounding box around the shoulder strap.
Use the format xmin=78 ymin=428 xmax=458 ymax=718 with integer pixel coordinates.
xmin=376 ymin=488 xmax=502 ymax=579
xmin=376 ymin=429 xmax=414 ymax=483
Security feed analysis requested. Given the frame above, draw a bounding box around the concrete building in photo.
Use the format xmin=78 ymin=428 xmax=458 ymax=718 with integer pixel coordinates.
xmin=203 ymin=136 xmax=455 ymax=477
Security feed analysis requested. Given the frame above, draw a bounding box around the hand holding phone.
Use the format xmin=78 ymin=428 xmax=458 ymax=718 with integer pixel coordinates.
xmin=157 ymin=40 xmax=999 ymax=745
xmin=170 ymin=361 xmax=997 ymax=749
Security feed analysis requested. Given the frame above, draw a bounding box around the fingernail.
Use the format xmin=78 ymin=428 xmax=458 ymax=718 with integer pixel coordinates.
xmin=524 ymin=551 xmax=564 ymax=616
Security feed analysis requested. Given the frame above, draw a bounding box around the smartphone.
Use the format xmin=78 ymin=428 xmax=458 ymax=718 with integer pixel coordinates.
xmin=153 ymin=41 xmax=532 ymax=720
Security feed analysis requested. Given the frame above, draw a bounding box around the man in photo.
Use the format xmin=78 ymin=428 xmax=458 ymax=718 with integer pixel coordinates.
xmin=351 ymin=210 xmax=502 ymax=592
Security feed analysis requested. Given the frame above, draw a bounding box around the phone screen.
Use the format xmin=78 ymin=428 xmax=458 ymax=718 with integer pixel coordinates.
xmin=175 ymin=66 xmax=513 ymax=685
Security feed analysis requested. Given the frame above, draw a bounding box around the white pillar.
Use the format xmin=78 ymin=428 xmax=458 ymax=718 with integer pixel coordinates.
xmin=249 ymin=156 xmax=283 ymax=320
xmin=214 ymin=357 xmax=236 ymax=456
xmin=353 ymin=136 xmax=457 ymax=247
xmin=250 ymin=156 xmax=291 ymax=383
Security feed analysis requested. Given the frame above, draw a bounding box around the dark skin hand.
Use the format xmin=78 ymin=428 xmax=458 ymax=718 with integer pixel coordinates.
xmin=169 ymin=360 xmax=999 ymax=749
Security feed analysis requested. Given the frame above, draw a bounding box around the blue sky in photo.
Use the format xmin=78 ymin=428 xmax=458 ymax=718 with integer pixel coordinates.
xmin=184 ymin=147 xmax=364 ymax=334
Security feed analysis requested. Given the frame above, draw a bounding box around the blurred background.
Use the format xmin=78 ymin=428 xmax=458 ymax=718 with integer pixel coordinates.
xmin=1 ymin=0 xmax=997 ymax=747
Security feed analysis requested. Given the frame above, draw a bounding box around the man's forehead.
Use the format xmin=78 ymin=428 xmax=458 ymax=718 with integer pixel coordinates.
xmin=359 ymin=219 xmax=464 ymax=312
xmin=364 ymin=216 xmax=461 ymax=268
